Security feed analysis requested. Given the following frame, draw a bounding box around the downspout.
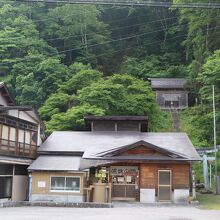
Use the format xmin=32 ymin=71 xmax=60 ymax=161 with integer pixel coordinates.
xmin=28 ymin=173 xmax=32 ymax=202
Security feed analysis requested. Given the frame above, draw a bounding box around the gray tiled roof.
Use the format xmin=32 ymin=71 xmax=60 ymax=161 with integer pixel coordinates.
xmin=149 ymin=78 xmax=187 ymax=89
xmin=28 ymin=155 xmax=82 ymax=171
xmin=38 ymin=131 xmax=201 ymax=161
xmin=84 ymin=116 xmax=148 ymax=121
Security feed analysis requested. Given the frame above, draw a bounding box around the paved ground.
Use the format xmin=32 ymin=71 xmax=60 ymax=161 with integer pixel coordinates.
xmin=0 ymin=205 xmax=220 ymax=220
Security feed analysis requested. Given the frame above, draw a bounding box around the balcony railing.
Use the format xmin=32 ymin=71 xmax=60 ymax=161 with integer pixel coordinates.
xmin=0 ymin=138 xmax=37 ymax=159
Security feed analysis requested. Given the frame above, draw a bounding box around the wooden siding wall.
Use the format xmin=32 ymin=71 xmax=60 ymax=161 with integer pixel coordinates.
xmin=139 ymin=163 xmax=190 ymax=190
xmin=0 ymin=116 xmax=38 ymax=159
xmin=92 ymin=121 xmax=140 ymax=132
xmin=118 ymin=146 xmax=163 ymax=156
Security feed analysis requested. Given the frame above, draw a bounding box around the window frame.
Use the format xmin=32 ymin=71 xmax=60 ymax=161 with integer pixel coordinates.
xmin=50 ymin=176 xmax=81 ymax=193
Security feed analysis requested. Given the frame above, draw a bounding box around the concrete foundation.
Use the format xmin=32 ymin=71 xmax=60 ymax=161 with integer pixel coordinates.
xmin=173 ymin=189 xmax=189 ymax=203
xmin=31 ymin=194 xmax=85 ymax=203
xmin=140 ymin=189 xmax=155 ymax=203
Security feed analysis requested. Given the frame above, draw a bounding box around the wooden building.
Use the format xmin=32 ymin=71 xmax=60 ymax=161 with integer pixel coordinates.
xmin=28 ymin=116 xmax=200 ymax=203
xmin=0 ymin=82 xmax=43 ymax=202
xmin=149 ymin=78 xmax=188 ymax=109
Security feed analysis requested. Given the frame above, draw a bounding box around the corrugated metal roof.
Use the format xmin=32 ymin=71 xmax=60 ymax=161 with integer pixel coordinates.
xmin=28 ymin=156 xmax=82 ymax=171
xmin=149 ymin=78 xmax=187 ymax=89
xmin=38 ymin=131 xmax=201 ymax=161
xmin=0 ymin=155 xmax=33 ymax=165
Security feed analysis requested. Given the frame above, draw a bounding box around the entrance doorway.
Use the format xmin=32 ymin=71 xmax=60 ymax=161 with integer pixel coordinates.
xmin=110 ymin=166 xmax=139 ymax=201
xmin=0 ymin=176 xmax=12 ymax=199
xmin=165 ymin=100 xmax=179 ymax=108
xmin=158 ymin=170 xmax=172 ymax=201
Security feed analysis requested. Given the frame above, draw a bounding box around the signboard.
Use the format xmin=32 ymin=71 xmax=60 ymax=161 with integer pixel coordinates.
xmin=110 ymin=166 xmax=138 ymax=176
xmin=207 ymin=157 xmax=215 ymax=161
xmin=38 ymin=181 xmax=46 ymax=188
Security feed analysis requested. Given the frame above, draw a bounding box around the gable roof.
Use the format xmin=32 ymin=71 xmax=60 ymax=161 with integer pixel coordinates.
xmin=149 ymin=78 xmax=187 ymax=89
xmin=96 ymin=140 xmax=188 ymax=159
xmin=38 ymin=131 xmax=201 ymax=161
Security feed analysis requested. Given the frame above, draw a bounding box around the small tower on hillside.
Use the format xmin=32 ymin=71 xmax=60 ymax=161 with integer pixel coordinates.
xmin=84 ymin=115 xmax=148 ymax=132
xmin=149 ymin=78 xmax=188 ymax=110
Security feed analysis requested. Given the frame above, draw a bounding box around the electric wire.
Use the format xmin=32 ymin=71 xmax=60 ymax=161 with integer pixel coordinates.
xmin=12 ymin=0 xmax=220 ymax=9
xmin=2 ymin=24 xmax=220 ymax=66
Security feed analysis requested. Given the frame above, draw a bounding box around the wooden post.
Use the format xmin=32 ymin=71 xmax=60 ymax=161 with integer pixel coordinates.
xmin=192 ymin=170 xmax=196 ymax=199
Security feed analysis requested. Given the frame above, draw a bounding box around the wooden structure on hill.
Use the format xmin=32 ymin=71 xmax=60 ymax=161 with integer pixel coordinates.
xmin=149 ymin=78 xmax=188 ymax=110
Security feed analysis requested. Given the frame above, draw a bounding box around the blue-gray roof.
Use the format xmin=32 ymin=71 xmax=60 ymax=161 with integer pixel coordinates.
xmin=149 ymin=78 xmax=187 ymax=89
xmin=28 ymin=155 xmax=82 ymax=171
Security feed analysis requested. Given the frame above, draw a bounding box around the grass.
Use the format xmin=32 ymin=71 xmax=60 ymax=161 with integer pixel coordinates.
xmin=197 ymin=193 xmax=220 ymax=210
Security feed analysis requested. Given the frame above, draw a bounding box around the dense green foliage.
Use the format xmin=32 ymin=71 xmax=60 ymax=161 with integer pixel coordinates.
xmin=39 ymin=67 xmax=170 ymax=132
xmin=0 ymin=0 xmax=219 ymax=155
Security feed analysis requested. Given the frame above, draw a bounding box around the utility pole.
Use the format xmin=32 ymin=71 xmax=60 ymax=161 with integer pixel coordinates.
xmin=213 ymin=85 xmax=218 ymax=194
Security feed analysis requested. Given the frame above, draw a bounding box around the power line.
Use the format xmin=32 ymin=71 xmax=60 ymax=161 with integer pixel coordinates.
xmin=0 ymin=15 xmax=179 ymax=43
xmin=2 ymin=23 xmax=220 ymax=66
xmin=41 ymin=20 xmax=180 ymax=50
xmin=94 ymin=33 xmax=188 ymax=59
xmin=0 ymin=33 xmax=189 ymax=69
xmin=1 ymin=2 xmax=178 ymax=26
xmin=13 ymin=0 xmax=220 ymax=9
xmin=46 ymin=16 xmax=178 ymax=41
xmin=0 ymin=0 xmax=178 ymax=25
xmin=0 ymin=21 xmax=180 ymax=56
xmin=0 ymin=33 xmax=187 ymax=66
xmin=0 ymin=0 xmax=100 ymax=23
xmin=54 ymin=21 xmax=185 ymax=54
xmin=88 ymin=25 xmax=220 ymax=59
xmin=0 ymin=0 xmax=181 ymax=47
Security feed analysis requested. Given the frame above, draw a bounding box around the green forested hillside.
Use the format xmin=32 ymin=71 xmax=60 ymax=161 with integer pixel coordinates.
xmin=0 ymin=1 xmax=219 ymax=148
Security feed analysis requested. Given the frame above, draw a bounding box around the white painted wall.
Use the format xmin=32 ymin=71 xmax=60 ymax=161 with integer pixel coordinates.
xmin=8 ymin=110 xmax=19 ymax=118
xmin=173 ymin=189 xmax=189 ymax=203
xmin=140 ymin=189 xmax=156 ymax=203
xmin=8 ymin=109 xmax=37 ymax=125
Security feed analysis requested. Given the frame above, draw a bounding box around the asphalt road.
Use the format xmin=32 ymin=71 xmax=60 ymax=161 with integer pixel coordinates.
xmin=0 ymin=205 xmax=220 ymax=220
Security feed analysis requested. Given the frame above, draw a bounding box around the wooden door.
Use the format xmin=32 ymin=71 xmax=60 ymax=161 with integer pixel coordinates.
xmin=158 ymin=170 xmax=171 ymax=201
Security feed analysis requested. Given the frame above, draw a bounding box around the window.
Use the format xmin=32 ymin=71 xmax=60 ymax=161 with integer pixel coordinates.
xmin=50 ymin=176 xmax=80 ymax=192
xmin=9 ymin=127 xmax=16 ymax=141
xmin=18 ymin=129 xmax=24 ymax=143
xmin=2 ymin=125 xmax=9 ymax=140
xmin=25 ymin=131 xmax=31 ymax=144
